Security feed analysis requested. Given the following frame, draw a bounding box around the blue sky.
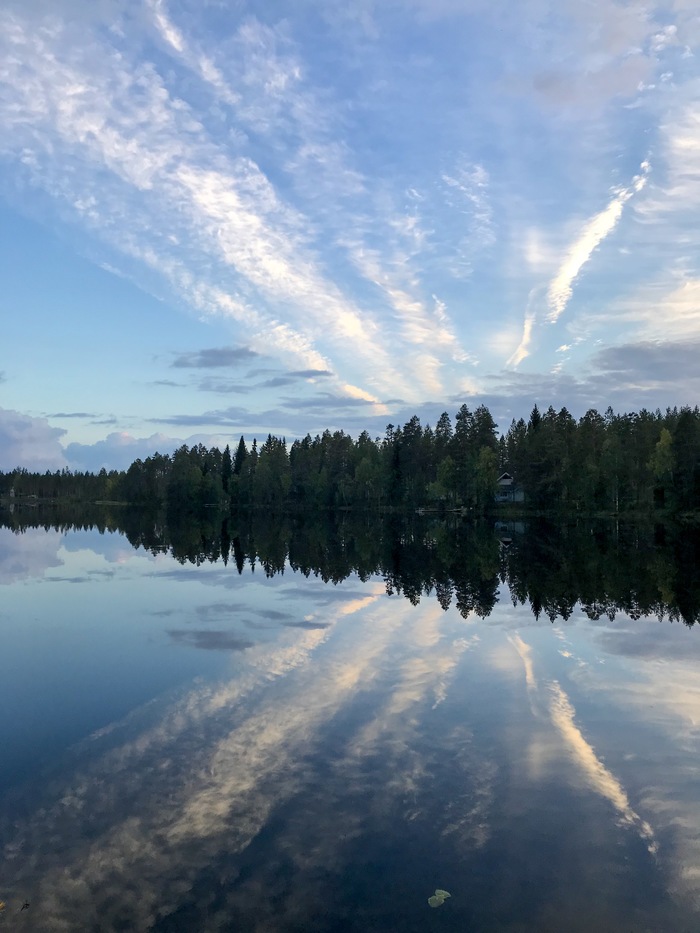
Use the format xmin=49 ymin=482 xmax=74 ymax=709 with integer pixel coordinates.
xmin=1 ymin=0 xmax=699 ymax=471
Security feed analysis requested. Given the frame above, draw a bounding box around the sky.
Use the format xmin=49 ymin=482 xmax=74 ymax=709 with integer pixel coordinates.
xmin=1 ymin=0 xmax=699 ymax=471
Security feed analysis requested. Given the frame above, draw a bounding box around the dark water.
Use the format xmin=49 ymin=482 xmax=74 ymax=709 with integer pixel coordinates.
xmin=1 ymin=511 xmax=700 ymax=931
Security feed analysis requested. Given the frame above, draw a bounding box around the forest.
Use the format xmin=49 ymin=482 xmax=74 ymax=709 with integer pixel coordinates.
xmin=2 ymin=402 xmax=700 ymax=515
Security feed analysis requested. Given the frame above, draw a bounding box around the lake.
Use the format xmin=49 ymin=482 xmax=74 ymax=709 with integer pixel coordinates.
xmin=1 ymin=511 xmax=700 ymax=931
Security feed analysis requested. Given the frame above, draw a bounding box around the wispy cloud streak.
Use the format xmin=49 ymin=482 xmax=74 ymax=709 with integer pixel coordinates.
xmin=548 ymin=681 xmax=657 ymax=853
xmin=0 ymin=8 xmax=417 ymax=405
xmin=547 ymin=161 xmax=651 ymax=324
xmin=510 ymin=634 xmax=656 ymax=853
xmin=148 ymin=0 xmax=236 ymax=98
xmin=506 ymin=288 xmax=539 ymax=369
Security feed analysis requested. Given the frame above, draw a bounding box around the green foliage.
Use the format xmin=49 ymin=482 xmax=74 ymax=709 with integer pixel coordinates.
xmin=3 ymin=404 xmax=699 ymax=516
xmin=221 ymin=444 xmax=232 ymax=494
xmin=233 ymin=436 xmax=248 ymax=475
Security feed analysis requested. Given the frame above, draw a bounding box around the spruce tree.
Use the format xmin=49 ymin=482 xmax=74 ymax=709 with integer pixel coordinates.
xmin=222 ymin=444 xmax=232 ymax=493
xmin=233 ymin=436 xmax=248 ymax=475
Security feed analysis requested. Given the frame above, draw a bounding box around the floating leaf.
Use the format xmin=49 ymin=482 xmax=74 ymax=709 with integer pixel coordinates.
xmin=428 ymin=895 xmax=444 ymax=908
xmin=434 ymin=889 xmax=451 ymax=898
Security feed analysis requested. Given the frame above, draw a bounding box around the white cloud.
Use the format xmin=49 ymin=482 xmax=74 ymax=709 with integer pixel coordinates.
xmin=547 ymin=160 xmax=651 ymax=325
xmin=149 ymin=0 xmax=184 ymax=53
xmin=507 ymin=160 xmax=652 ymax=370
xmin=1 ymin=0 xmax=697 ymax=424
xmin=601 ymin=277 xmax=700 ymax=341
xmin=506 ymin=288 xmax=538 ymax=369
xmin=147 ymin=0 xmax=239 ymax=104
xmin=345 ymin=248 xmax=468 ymax=395
xmin=523 ymin=228 xmax=558 ymax=274
xmin=0 ymin=8 xmax=418 ymax=405
xmin=0 ymin=408 xmax=68 ymax=471
xmin=64 ymin=430 xmax=231 ymax=471
xmin=651 ymin=24 xmax=679 ymax=54
xmin=440 ymin=160 xmax=495 ymax=275
xmin=648 ymin=92 xmax=700 ymax=210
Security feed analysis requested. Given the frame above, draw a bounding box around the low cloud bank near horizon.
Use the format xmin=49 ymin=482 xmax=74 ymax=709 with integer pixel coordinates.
xmin=0 ymin=408 xmax=68 ymax=472
xmin=3 ymin=337 xmax=699 ymax=474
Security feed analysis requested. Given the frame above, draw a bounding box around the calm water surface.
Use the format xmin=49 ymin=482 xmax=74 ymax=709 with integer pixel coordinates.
xmin=1 ymin=519 xmax=700 ymax=931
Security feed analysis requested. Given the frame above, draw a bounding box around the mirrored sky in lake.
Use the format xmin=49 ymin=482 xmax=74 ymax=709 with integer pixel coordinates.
xmin=2 ymin=520 xmax=700 ymax=932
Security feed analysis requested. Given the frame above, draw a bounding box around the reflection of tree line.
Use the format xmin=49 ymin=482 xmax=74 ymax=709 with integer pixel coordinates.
xmin=3 ymin=507 xmax=700 ymax=625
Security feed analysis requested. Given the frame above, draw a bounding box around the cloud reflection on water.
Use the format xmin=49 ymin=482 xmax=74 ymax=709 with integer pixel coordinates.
xmin=4 ymin=583 xmax=432 ymax=929
xmin=566 ymin=628 xmax=700 ymax=907
xmin=2 ymin=528 xmax=700 ymax=930
xmin=1 ymin=573 xmax=503 ymax=931
xmin=510 ymin=631 xmax=657 ymax=852
xmin=0 ymin=526 xmax=63 ymax=584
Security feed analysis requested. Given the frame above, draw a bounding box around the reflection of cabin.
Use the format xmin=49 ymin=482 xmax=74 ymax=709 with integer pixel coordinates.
xmin=495 ymin=472 xmax=524 ymax=504
xmin=494 ymin=520 xmax=525 ymax=535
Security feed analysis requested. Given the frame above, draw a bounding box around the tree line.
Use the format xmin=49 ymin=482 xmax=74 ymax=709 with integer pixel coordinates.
xmin=2 ymin=402 xmax=700 ymax=514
